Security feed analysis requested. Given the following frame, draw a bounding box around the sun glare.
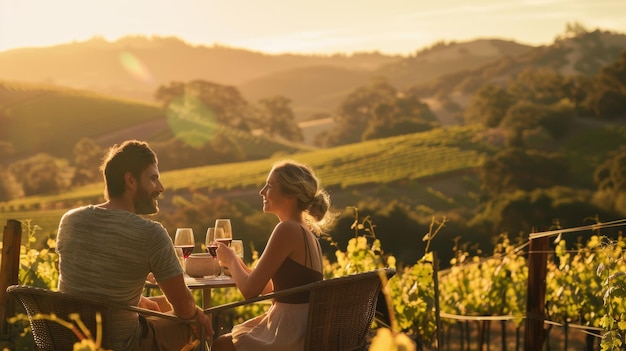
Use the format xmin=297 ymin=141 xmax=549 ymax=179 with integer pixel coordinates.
xmin=119 ymin=52 xmax=153 ymax=83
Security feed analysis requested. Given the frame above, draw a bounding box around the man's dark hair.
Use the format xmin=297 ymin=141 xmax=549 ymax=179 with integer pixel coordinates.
xmin=100 ymin=140 xmax=158 ymax=199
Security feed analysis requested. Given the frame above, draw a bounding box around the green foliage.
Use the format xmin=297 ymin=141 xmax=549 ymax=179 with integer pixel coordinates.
xmin=594 ymin=145 xmax=626 ymax=215
xmin=257 ymin=96 xmax=303 ymax=143
xmin=0 ymin=166 xmax=23 ymax=201
xmin=362 ymin=93 xmax=438 ymax=141
xmin=546 ymin=236 xmax=605 ymax=328
xmin=9 ymin=153 xmax=70 ymax=196
xmin=0 ymin=80 xmax=310 ymax=175
xmin=580 ymin=49 xmax=626 ymax=119
xmin=595 ymin=235 xmax=626 ymax=350
xmin=564 ymin=125 xmax=626 ymax=188
xmin=480 ymin=148 xmax=570 ymax=196
xmin=464 ymin=84 xmax=514 ymax=127
xmin=151 ymin=134 xmax=247 ymax=172
xmin=18 ymin=220 xmax=58 ymax=288
xmin=1 ymin=124 xmax=487 ymax=220
xmin=9 ymin=216 xmax=626 ymax=349
xmin=508 ymin=68 xmax=571 ymax=106
xmin=71 ymin=138 xmax=104 ymax=186
xmin=155 ymin=79 xmax=256 ymax=131
xmin=470 ymin=186 xmax=610 ymax=235
xmin=9 ymin=312 xmax=111 ymax=351
xmin=320 ymin=77 xmax=437 ymax=147
xmin=439 ymin=234 xmax=527 ymax=327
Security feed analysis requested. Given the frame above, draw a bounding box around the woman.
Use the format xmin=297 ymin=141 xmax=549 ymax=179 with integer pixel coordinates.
xmin=212 ymin=160 xmax=335 ymax=351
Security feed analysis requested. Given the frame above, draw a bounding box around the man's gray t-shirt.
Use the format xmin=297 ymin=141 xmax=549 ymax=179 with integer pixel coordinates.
xmin=56 ymin=205 xmax=183 ymax=350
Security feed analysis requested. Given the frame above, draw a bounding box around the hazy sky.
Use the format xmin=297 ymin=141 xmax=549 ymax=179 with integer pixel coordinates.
xmin=1 ymin=0 xmax=625 ymax=55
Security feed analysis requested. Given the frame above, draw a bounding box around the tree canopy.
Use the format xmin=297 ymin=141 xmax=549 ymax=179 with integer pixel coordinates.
xmin=318 ymin=77 xmax=438 ymax=147
xmin=257 ymin=96 xmax=303 ymax=143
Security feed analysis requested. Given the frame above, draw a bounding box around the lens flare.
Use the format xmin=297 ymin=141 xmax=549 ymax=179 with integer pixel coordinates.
xmin=166 ymin=94 xmax=219 ymax=147
xmin=119 ymin=51 xmax=153 ymax=83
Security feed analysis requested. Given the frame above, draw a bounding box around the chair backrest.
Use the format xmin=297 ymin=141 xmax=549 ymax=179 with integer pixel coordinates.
xmin=304 ymin=268 xmax=395 ymax=351
xmin=7 ymin=285 xmax=114 ymax=351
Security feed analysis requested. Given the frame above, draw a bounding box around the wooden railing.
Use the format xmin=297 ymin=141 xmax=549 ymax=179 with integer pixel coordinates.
xmin=0 ymin=219 xmax=21 ymax=336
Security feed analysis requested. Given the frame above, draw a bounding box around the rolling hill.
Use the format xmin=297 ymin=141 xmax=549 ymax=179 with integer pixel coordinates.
xmin=0 ymin=36 xmax=400 ymax=115
xmin=410 ymin=29 xmax=626 ymax=98
xmin=0 ymin=80 xmax=311 ymax=161
xmin=2 ymin=30 xmax=624 ymax=123
xmin=0 ymin=123 xmax=490 ymax=233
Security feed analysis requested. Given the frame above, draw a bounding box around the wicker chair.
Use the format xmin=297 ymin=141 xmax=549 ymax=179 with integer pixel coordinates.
xmin=6 ymin=285 xmax=205 ymax=351
xmin=8 ymin=268 xmax=394 ymax=351
xmin=205 ymin=267 xmax=396 ymax=351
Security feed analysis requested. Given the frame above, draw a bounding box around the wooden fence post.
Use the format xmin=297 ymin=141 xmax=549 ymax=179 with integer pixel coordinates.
xmin=524 ymin=235 xmax=549 ymax=351
xmin=432 ymin=251 xmax=443 ymax=350
xmin=0 ymin=219 xmax=22 ymax=336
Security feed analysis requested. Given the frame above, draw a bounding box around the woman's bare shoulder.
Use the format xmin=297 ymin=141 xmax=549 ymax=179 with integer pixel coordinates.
xmin=271 ymin=221 xmax=305 ymax=240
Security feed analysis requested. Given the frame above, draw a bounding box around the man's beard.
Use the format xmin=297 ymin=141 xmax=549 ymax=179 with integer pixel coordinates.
xmin=134 ymin=186 xmax=159 ymax=215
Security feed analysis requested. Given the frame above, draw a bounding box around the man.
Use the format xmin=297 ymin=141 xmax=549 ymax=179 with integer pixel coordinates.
xmin=56 ymin=140 xmax=212 ymax=350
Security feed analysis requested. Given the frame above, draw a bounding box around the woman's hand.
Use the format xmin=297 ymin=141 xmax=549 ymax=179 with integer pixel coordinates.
xmin=216 ymin=242 xmax=237 ymax=268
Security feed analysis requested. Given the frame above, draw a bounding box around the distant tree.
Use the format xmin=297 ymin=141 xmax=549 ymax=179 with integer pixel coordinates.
xmin=499 ymin=100 xmax=575 ymax=146
xmin=471 ymin=187 xmax=612 ymax=236
xmin=362 ymin=94 xmax=438 ymax=140
xmin=154 ymin=80 xmax=257 ymax=131
xmin=508 ymin=68 xmax=570 ymax=106
xmin=203 ymin=134 xmax=246 ymax=165
xmin=536 ymin=100 xmax=575 ymax=138
xmin=321 ymin=77 xmax=396 ymax=146
xmin=9 ymin=153 xmax=70 ymax=196
xmin=154 ymin=81 xmax=186 ymax=107
xmin=440 ymin=96 xmax=464 ymax=123
xmin=258 ymin=96 xmax=303 ymax=143
xmin=71 ymin=138 xmax=103 ymax=186
xmin=593 ymin=145 xmax=626 ymax=215
xmin=565 ymin=21 xmax=589 ymax=37
xmin=562 ymin=75 xmax=590 ymax=116
xmin=0 ymin=167 xmax=23 ymax=201
xmin=152 ymin=134 xmax=245 ymax=171
xmin=500 ymin=100 xmax=547 ymax=147
xmin=464 ymin=84 xmax=514 ymax=127
xmin=583 ymin=51 xmax=626 ymax=119
xmin=480 ymin=148 xmax=569 ymax=197
xmin=320 ymin=77 xmax=437 ymax=146
xmin=0 ymin=141 xmax=14 ymax=166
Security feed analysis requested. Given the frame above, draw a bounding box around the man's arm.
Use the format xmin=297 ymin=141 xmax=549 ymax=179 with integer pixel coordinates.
xmin=157 ymin=274 xmax=197 ymax=318
xmin=157 ymin=273 xmax=214 ymax=337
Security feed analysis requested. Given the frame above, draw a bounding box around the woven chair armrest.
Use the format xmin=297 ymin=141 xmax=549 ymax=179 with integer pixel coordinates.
xmin=203 ymin=282 xmax=312 ymax=315
xmin=122 ymin=305 xmax=200 ymax=325
xmin=203 ymin=267 xmax=395 ymax=315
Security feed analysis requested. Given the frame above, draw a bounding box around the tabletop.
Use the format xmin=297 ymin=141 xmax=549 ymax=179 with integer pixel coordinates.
xmin=145 ymin=275 xmax=236 ymax=290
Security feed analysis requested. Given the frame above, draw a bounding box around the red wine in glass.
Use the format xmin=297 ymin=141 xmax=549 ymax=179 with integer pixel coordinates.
xmin=217 ymin=238 xmax=232 ymax=247
xmin=176 ymin=245 xmax=195 ymax=259
xmin=207 ymin=244 xmax=218 ymax=258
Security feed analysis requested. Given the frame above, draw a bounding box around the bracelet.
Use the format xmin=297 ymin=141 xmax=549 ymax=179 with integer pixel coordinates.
xmin=182 ymin=307 xmax=199 ymax=320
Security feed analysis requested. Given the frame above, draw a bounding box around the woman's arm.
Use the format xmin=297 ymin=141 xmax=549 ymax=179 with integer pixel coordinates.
xmin=236 ymin=257 xmax=273 ymax=294
xmin=217 ymin=221 xmax=298 ymax=298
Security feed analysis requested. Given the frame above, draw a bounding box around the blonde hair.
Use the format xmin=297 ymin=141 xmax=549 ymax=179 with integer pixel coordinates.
xmin=271 ymin=160 xmax=335 ymax=235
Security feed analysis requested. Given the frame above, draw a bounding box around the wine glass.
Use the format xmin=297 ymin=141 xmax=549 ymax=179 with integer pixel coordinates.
xmin=206 ymin=226 xmax=226 ymax=279
xmin=231 ymin=240 xmax=244 ymax=260
xmin=205 ymin=227 xmax=220 ymax=258
xmin=204 ymin=227 xmax=217 ymax=258
xmin=214 ymin=219 xmax=233 ymax=280
xmin=174 ymin=228 xmax=195 ymax=271
xmin=214 ymin=219 xmax=232 ymax=247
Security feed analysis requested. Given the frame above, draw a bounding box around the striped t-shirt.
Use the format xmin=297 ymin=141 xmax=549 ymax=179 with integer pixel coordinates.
xmin=56 ymin=205 xmax=182 ymax=350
